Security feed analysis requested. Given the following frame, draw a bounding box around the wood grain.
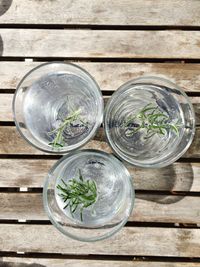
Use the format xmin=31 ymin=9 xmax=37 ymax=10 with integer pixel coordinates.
xmin=1 ymin=29 xmax=200 ymax=58
xmin=0 ymin=224 xmax=199 ymax=257
xmin=0 ymin=126 xmax=197 ymax=158
xmin=0 ymin=126 xmax=111 ymax=155
xmin=0 ymin=192 xmax=199 ymax=224
xmin=0 ymin=0 xmax=200 ymax=26
xmin=2 ymin=258 xmax=200 ymax=267
xmin=0 ymin=159 xmax=198 ymax=192
xmin=0 ymin=0 xmax=200 ymax=262
xmin=0 ymin=94 xmax=12 ymax=121
xmin=2 ymin=94 xmax=199 ymax=122
xmin=1 ymin=62 xmax=200 ymax=92
xmin=0 ymin=159 xmax=54 ymax=188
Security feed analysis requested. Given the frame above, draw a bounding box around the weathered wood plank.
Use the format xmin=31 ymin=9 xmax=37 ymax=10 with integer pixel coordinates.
xmin=0 ymin=126 xmax=198 ymax=158
xmin=185 ymin=127 xmax=200 ymax=158
xmin=134 ymin=195 xmax=200 ymax=223
xmin=0 ymin=224 xmax=199 ymax=257
xmin=1 ymin=29 xmax=200 ymax=58
xmin=2 ymin=94 xmax=199 ymax=122
xmin=2 ymin=258 xmax=200 ymax=267
xmin=1 ymin=62 xmax=200 ymax=92
xmin=0 ymin=159 xmax=199 ymax=192
xmin=0 ymin=159 xmax=54 ymax=188
xmin=0 ymin=126 xmax=111 ymax=155
xmin=0 ymin=94 xmax=12 ymax=121
xmin=0 ymin=192 xmax=199 ymax=224
xmin=131 ymin=162 xmax=199 ymax=192
xmin=0 ymin=0 xmax=200 ymax=26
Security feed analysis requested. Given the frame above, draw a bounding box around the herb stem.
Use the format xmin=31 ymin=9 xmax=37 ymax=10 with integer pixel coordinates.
xmin=48 ymin=109 xmax=85 ymax=148
xmin=124 ymin=104 xmax=181 ymax=138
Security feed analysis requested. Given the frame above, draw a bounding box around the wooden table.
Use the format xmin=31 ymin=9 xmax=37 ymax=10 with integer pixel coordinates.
xmin=0 ymin=1 xmax=200 ymax=266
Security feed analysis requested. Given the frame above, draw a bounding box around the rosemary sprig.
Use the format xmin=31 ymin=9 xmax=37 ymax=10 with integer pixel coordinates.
xmin=48 ymin=109 xmax=82 ymax=148
xmin=57 ymin=170 xmax=97 ymax=221
xmin=124 ymin=103 xmax=181 ymax=139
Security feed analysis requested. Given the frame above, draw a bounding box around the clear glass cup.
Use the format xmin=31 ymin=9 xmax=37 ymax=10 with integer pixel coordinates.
xmin=43 ymin=149 xmax=134 ymax=242
xmin=13 ymin=62 xmax=103 ymax=153
xmin=104 ymin=76 xmax=195 ymax=168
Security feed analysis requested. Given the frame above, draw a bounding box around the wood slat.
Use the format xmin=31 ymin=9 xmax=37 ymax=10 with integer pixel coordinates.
xmin=0 ymin=1 xmax=200 ymax=263
xmin=0 ymin=159 xmax=199 ymax=192
xmin=0 ymin=224 xmax=199 ymax=257
xmin=1 ymin=29 xmax=200 ymax=58
xmin=2 ymin=258 xmax=200 ymax=267
xmin=0 ymin=94 xmax=12 ymax=121
xmin=0 ymin=192 xmax=199 ymax=224
xmin=1 ymin=62 xmax=200 ymax=92
xmin=2 ymin=94 xmax=199 ymax=122
xmin=0 ymin=0 xmax=200 ymax=26
xmin=0 ymin=126 xmax=198 ymax=158
xmin=0 ymin=159 xmax=53 ymax=188
xmin=0 ymin=126 xmax=111 ymax=155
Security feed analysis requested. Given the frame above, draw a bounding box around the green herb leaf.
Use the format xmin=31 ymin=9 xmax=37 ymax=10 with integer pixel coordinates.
xmin=48 ymin=109 xmax=88 ymax=148
xmin=170 ymin=124 xmax=179 ymax=136
xmin=124 ymin=103 xmax=181 ymax=139
xmin=57 ymin=170 xmax=97 ymax=222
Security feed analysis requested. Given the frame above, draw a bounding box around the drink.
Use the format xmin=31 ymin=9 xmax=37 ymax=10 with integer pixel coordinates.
xmin=55 ymin=152 xmax=130 ymax=226
xmin=43 ymin=150 xmax=134 ymax=241
xmin=13 ymin=62 xmax=103 ymax=153
xmin=24 ymin=72 xmax=96 ymax=147
xmin=104 ymin=77 xmax=195 ymax=167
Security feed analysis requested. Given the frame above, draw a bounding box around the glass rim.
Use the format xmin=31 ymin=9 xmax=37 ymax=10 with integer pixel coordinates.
xmin=104 ymin=76 xmax=196 ymax=168
xmin=12 ymin=61 xmax=104 ymax=154
xmin=43 ymin=149 xmax=135 ymax=242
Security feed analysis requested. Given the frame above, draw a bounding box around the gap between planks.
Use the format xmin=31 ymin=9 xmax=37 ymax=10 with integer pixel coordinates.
xmin=2 ymin=58 xmax=200 ymax=63
xmin=2 ymin=24 xmax=200 ymax=31
xmin=0 ymin=220 xmax=198 ymax=229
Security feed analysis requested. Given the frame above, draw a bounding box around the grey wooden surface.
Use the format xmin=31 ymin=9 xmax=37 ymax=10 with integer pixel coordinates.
xmin=0 ymin=0 xmax=200 ymax=266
